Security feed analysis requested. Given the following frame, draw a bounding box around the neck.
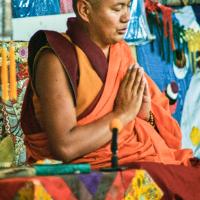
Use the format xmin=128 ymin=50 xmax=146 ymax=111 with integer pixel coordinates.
xmin=79 ymin=20 xmax=110 ymax=58
xmin=101 ymin=46 xmax=110 ymax=59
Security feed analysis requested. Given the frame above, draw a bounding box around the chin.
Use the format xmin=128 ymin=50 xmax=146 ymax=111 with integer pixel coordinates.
xmin=109 ymin=35 xmax=124 ymax=44
xmin=112 ymin=38 xmax=124 ymax=44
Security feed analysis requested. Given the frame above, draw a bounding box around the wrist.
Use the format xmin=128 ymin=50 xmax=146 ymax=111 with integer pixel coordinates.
xmin=145 ymin=111 xmax=151 ymax=122
xmin=113 ymin=111 xmax=136 ymax=127
xmin=147 ymin=111 xmax=156 ymax=128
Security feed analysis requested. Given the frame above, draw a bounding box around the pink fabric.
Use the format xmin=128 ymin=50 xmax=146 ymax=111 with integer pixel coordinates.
xmin=60 ymin=0 xmax=73 ymax=14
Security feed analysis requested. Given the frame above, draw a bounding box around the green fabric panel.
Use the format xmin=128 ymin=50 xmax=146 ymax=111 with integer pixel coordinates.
xmin=0 ymin=135 xmax=15 ymax=164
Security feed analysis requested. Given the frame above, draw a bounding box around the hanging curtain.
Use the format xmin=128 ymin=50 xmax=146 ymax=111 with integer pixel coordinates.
xmin=124 ymin=0 xmax=155 ymax=45
xmin=159 ymin=0 xmax=200 ymax=6
xmin=60 ymin=0 xmax=73 ymax=14
xmin=12 ymin=0 xmax=61 ymax=18
xmin=0 ymin=0 xmax=12 ymax=39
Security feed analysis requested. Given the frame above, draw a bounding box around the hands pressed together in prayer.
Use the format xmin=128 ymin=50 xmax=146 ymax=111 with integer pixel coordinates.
xmin=114 ymin=64 xmax=151 ymax=123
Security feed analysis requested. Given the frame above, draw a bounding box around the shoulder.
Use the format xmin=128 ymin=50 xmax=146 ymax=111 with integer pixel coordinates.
xmin=37 ymin=49 xmax=61 ymax=70
xmin=34 ymin=48 xmax=73 ymax=107
xmin=35 ymin=49 xmax=66 ymax=90
xmin=28 ymin=30 xmax=63 ymax=76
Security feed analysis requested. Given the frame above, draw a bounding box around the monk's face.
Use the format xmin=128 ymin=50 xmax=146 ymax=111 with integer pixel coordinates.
xmin=87 ymin=0 xmax=131 ymax=47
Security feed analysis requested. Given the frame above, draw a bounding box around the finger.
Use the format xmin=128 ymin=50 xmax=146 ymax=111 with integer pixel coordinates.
xmin=132 ymin=68 xmax=144 ymax=95
xmin=137 ymin=76 xmax=146 ymax=97
xmin=126 ymin=67 xmax=137 ymax=91
xmin=134 ymin=63 xmax=140 ymax=69
xmin=142 ymin=81 xmax=151 ymax=103
xmin=122 ymin=65 xmax=135 ymax=87
xmin=143 ymin=78 xmax=149 ymax=96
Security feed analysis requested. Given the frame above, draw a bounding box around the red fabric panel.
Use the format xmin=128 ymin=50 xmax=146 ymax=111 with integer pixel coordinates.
xmin=0 ymin=176 xmax=76 ymax=200
xmin=106 ymin=170 xmax=135 ymax=200
xmin=128 ymin=162 xmax=200 ymax=200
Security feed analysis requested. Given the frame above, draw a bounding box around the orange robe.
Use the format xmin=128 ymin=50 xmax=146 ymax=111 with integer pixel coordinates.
xmin=22 ymin=31 xmax=193 ymax=169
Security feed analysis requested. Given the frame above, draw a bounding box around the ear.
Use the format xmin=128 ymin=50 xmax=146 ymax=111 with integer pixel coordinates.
xmin=77 ymin=0 xmax=91 ymax=22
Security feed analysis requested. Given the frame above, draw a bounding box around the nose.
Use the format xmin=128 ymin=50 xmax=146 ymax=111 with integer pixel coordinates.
xmin=120 ymin=7 xmax=130 ymax=23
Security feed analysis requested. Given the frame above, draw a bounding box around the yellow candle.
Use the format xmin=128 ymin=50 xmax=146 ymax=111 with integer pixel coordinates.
xmin=9 ymin=43 xmax=17 ymax=100
xmin=1 ymin=46 xmax=9 ymax=102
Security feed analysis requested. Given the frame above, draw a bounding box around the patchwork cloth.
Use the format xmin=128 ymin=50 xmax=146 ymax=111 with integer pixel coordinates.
xmin=0 ymin=169 xmax=163 ymax=200
xmin=0 ymin=41 xmax=29 ymax=165
xmin=15 ymin=179 xmax=53 ymax=200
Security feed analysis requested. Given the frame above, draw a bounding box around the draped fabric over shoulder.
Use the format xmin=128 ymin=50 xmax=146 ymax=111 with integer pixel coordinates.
xmin=21 ymin=18 xmax=193 ymax=168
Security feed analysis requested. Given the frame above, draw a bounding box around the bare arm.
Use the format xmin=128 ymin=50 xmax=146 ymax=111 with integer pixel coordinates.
xmin=35 ymin=50 xmax=145 ymax=162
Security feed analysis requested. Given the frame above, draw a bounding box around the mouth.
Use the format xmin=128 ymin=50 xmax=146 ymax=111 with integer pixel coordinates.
xmin=117 ymin=28 xmax=127 ymax=34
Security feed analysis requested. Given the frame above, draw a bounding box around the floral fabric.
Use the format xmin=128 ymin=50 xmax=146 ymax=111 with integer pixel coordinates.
xmin=0 ymin=41 xmax=29 ymax=165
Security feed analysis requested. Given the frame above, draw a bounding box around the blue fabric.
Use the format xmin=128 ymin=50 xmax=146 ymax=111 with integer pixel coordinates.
xmin=192 ymin=5 xmax=200 ymax=25
xmin=12 ymin=0 xmax=60 ymax=18
xmin=124 ymin=0 xmax=151 ymax=45
xmin=136 ymin=25 xmax=192 ymax=124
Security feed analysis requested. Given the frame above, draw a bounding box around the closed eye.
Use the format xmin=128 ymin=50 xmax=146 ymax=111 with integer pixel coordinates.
xmin=112 ymin=1 xmax=131 ymax=12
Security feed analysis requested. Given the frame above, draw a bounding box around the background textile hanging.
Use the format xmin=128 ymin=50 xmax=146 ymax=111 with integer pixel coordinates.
xmin=60 ymin=0 xmax=73 ymax=14
xmin=0 ymin=0 xmax=12 ymax=39
xmin=159 ymin=0 xmax=200 ymax=5
xmin=136 ymin=23 xmax=193 ymax=124
xmin=124 ymin=0 xmax=154 ymax=45
xmin=0 ymin=41 xmax=29 ymax=165
xmin=12 ymin=0 xmax=60 ymax=18
xmin=181 ymin=69 xmax=200 ymax=158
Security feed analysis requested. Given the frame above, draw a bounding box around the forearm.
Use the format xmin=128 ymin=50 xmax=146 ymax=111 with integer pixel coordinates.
xmin=50 ymin=111 xmax=131 ymax=163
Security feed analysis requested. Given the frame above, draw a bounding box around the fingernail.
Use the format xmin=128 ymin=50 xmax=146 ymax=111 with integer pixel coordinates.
xmin=128 ymin=65 xmax=134 ymax=70
xmin=137 ymin=68 xmax=142 ymax=73
xmin=135 ymin=63 xmax=140 ymax=68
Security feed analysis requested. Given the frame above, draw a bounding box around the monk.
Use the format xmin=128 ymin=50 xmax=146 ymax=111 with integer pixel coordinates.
xmin=21 ymin=0 xmax=193 ymax=169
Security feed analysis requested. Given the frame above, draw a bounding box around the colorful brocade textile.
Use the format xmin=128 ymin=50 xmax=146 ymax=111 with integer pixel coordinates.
xmin=0 ymin=41 xmax=29 ymax=165
xmin=158 ymin=0 xmax=200 ymax=6
xmin=2 ymin=161 xmax=200 ymax=200
xmin=0 ymin=169 xmax=163 ymax=200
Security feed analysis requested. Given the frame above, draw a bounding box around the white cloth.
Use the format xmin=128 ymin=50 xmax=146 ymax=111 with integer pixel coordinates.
xmin=181 ymin=69 xmax=200 ymax=158
xmin=175 ymin=6 xmax=200 ymax=31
